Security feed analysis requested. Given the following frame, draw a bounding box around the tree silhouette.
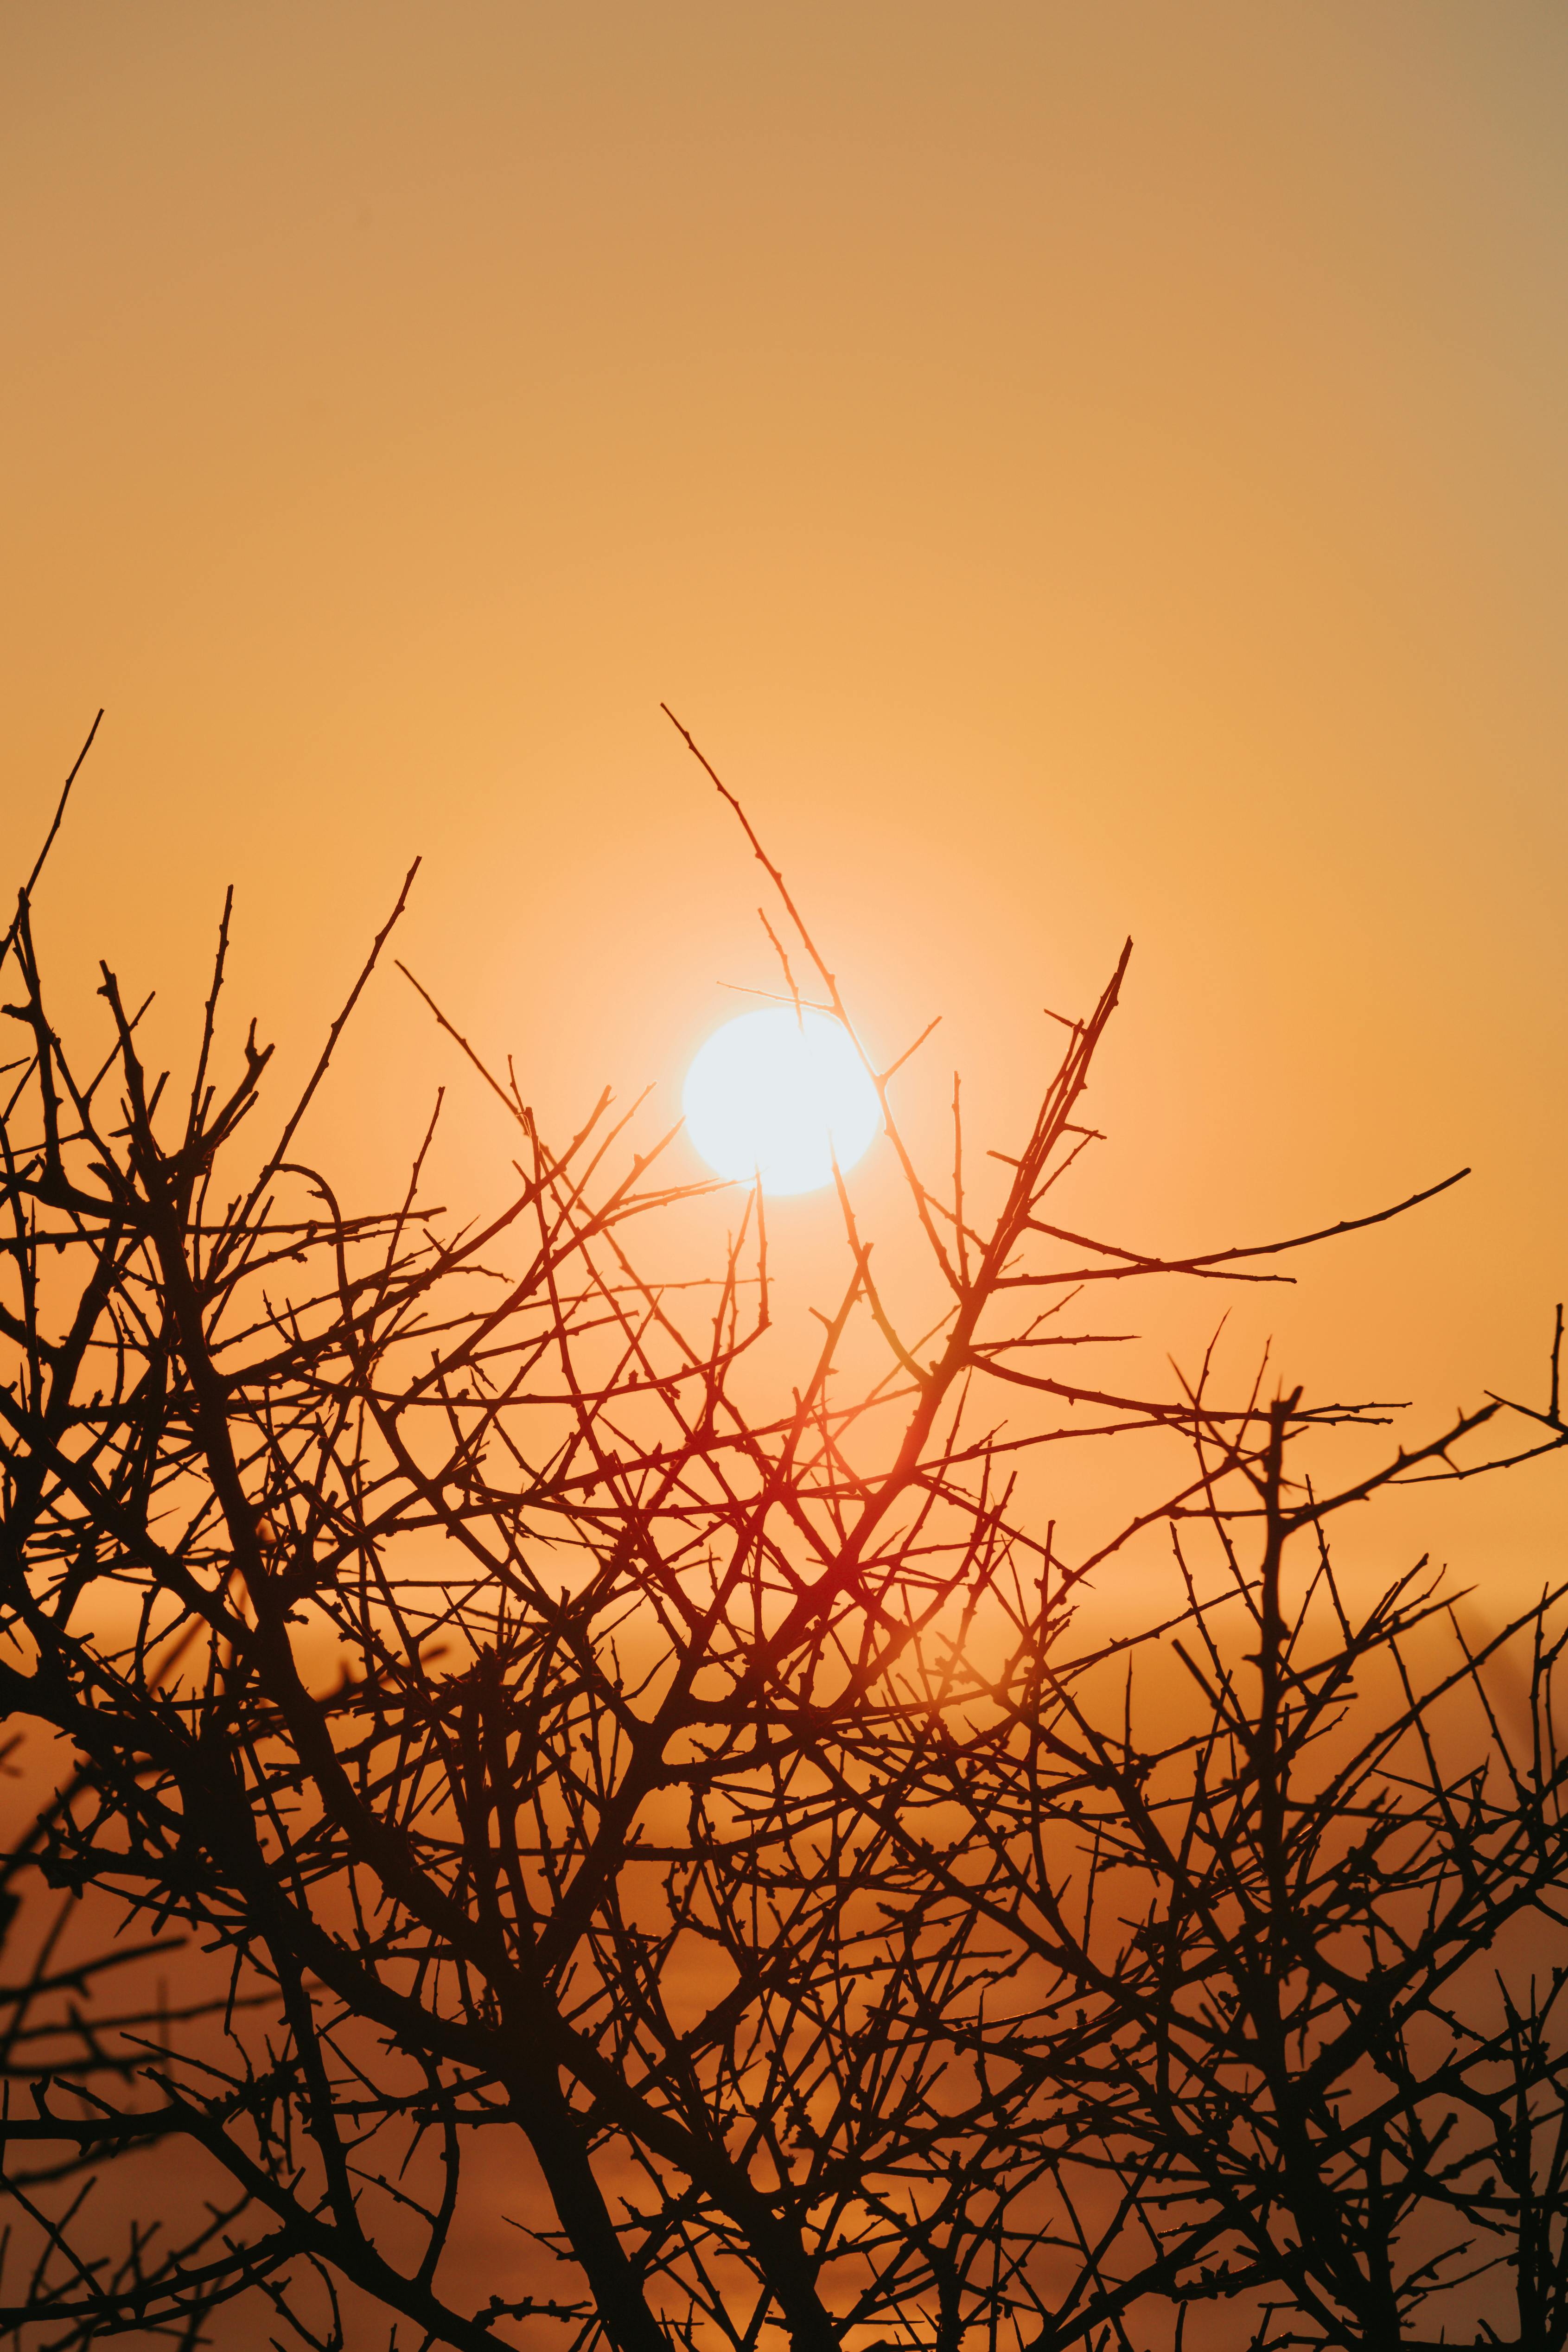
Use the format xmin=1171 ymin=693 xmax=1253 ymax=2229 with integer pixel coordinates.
xmin=2 ymin=716 xmax=1565 ymax=2352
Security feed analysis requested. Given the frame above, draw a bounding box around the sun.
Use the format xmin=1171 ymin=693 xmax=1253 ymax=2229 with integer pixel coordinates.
xmin=682 ymin=1007 xmax=882 ymax=1195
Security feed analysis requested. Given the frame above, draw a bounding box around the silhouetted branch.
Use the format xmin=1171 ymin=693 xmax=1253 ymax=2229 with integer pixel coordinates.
xmin=1 ymin=718 xmax=1564 ymax=2351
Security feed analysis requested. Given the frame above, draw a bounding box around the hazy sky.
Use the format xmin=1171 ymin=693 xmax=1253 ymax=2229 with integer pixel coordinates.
xmin=7 ymin=3 xmax=1568 ymax=1587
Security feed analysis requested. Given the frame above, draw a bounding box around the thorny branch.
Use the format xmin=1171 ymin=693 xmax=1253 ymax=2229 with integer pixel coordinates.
xmin=1 ymin=718 xmax=1565 ymax=2352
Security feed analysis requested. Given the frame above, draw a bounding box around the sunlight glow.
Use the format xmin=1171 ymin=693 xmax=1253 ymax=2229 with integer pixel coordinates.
xmin=682 ymin=1007 xmax=881 ymax=1195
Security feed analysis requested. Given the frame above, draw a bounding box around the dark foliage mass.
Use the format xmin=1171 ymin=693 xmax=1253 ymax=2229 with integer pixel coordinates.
xmin=2 ymin=716 xmax=1566 ymax=2352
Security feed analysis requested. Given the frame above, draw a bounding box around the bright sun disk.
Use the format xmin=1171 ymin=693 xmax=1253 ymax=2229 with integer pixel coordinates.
xmin=682 ymin=1008 xmax=881 ymax=1195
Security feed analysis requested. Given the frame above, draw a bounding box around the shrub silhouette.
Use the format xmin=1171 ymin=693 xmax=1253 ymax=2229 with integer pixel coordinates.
xmin=2 ymin=715 xmax=1565 ymax=2352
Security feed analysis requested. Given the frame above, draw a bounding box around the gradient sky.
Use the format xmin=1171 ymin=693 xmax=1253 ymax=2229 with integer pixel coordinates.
xmin=6 ymin=3 xmax=1568 ymax=1593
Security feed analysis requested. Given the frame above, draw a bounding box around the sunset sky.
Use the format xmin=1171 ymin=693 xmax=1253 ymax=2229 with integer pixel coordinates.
xmin=7 ymin=4 xmax=1568 ymax=1593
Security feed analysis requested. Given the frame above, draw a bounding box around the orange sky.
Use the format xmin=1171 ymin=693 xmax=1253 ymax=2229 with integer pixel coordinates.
xmin=6 ymin=3 xmax=1568 ymax=1596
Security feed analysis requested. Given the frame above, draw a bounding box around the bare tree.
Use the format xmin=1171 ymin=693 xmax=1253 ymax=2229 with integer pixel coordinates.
xmin=1 ymin=714 xmax=1564 ymax=2352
